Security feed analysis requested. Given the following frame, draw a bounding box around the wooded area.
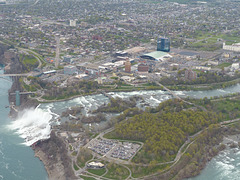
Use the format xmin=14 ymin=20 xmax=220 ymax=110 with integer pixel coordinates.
xmin=109 ymin=99 xmax=220 ymax=163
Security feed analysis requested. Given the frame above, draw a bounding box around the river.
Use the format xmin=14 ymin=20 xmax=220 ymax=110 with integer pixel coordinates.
xmin=0 ymin=68 xmax=48 ymax=180
xmin=188 ymin=148 xmax=240 ymax=180
xmin=4 ymin=72 xmax=240 ymax=179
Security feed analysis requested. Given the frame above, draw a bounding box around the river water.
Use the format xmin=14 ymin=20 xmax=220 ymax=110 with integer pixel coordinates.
xmin=3 ymin=70 xmax=240 ymax=179
xmin=0 ymin=69 xmax=48 ymax=180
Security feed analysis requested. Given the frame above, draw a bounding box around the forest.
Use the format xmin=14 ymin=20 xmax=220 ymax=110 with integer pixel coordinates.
xmin=108 ymin=99 xmax=220 ymax=163
xmin=189 ymin=96 xmax=240 ymax=121
xmin=93 ymin=96 xmax=141 ymax=113
xmin=160 ymin=70 xmax=240 ymax=86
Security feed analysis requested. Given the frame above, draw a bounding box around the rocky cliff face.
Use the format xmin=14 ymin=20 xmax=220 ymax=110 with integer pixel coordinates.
xmin=0 ymin=43 xmax=9 ymax=65
xmin=0 ymin=43 xmax=38 ymax=116
xmin=0 ymin=43 xmax=27 ymax=74
xmin=34 ymin=131 xmax=77 ymax=180
xmin=1 ymin=43 xmax=76 ymax=179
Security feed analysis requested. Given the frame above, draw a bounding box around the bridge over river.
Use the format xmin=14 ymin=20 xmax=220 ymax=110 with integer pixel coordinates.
xmin=0 ymin=73 xmax=29 ymax=77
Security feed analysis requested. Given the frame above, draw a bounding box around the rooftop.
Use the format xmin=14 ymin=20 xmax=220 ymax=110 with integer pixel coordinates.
xmin=141 ymin=51 xmax=171 ymax=61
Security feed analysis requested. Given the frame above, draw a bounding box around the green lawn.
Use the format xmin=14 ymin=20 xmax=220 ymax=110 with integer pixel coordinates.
xmin=74 ymin=163 xmax=80 ymax=171
xmin=71 ymin=151 xmax=77 ymax=156
xmin=214 ymin=99 xmax=240 ymax=120
xmin=87 ymin=168 xmax=106 ymax=176
xmin=22 ymin=55 xmax=38 ymax=66
xmin=79 ymin=175 xmax=96 ymax=180
xmin=220 ymin=34 xmax=240 ymax=45
xmin=128 ymin=163 xmax=171 ymax=178
xmin=216 ymin=62 xmax=232 ymax=69
xmin=103 ymin=163 xmax=129 ymax=180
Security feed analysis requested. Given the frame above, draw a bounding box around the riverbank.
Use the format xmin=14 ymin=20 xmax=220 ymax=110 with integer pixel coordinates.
xmin=0 ymin=50 xmax=73 ymax=180
xmin=33 ymin=132 xmax=77 ymax=180
xmin=166 ymin=77 xmax=240 ymax=91
xmin=3 ymin=42 xmax=240 ymax=179
xmin=31 ymin=80 xmax=240 ymax=104
xmin=9 ymin=82 xmax=240 ymax=179
xmin=187 ymin=132 xmax=240 ymax=180
xmin=139 ymin=123 xmax=240 ymax=180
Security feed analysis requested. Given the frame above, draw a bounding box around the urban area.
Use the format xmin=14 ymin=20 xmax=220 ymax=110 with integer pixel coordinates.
xmin=1 ymin=0 xmax=240 ymax=180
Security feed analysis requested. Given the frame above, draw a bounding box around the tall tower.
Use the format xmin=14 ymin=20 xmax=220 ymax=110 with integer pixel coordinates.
xmin=157 ymin=37 xmax=170 ymax=52
xmin=125 ymin=59 xmax=131 ymax=73
xmin=55 ymin=36 xmax=60 ymax=68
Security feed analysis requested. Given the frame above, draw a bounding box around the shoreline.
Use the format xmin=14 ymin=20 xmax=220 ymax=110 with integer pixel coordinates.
xmin=33 ymin=82 xmax=240 ymax=104
xmin=2 ymin=48 xmax=240 ymax=179
xmin=8 ymin=77 xmax=240 ymax=180
xmin=189 ymin=133 xmax=240 ymax=180
xmin=11 ymin=82 xmax=240 ymax=180
xmin=33 ymin=133 xmax=77 ymax=180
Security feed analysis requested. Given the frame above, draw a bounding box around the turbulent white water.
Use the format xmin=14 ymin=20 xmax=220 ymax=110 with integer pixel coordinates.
xmin=7 ymin=108 xmax=52 ymax=146
xmin=0 ymin=67 xmax=47 ymax=179
xmin=189 ymin=148 xmax=240 ymax=180
xmin=7 ymin=84 xmax=240 ymax=148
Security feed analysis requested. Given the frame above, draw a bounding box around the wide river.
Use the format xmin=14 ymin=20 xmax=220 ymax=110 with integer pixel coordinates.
xmin=1 ymin=67 xmax=240 ymax=179
xmin=0 ymin=69 xmax=47 ymax=180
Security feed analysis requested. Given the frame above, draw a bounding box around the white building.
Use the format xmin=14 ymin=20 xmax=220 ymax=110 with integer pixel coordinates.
xmin=87 ymin=162 xmax=105 ymax=169
xmin=231 ymin=63 xmax=239 ymax=72
xmin=70 ymin=20 xmax=76 ymax=27
xmin=223 ymin=43 xmax=240 ymax=52
xmin=194 ymin=66 xmax=211 ymax=71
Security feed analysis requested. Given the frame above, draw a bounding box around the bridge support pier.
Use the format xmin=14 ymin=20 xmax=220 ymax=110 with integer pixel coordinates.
xmin=15 ymin=90 xmax=20 ymax=106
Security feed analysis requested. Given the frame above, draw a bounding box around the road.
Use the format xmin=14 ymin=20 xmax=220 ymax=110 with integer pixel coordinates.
xmin=155 ymin=81 xmax=207 ymax=111
xmin=0 ymin=39 xmax=44 ymax=69
xmin=80 ymin=116 xmax=240 ymax=180
xmin=155 ymin=81 xmax=181 ymax=100
xmin=18 ymin=48 xmax=43 ymax=69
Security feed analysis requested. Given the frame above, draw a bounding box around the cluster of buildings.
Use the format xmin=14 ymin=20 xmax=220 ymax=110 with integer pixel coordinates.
xmin=185 ymin=69 xmax=197 ymax=81
xmin=1 ymin=0 xmax=240 ymax=64
xmin=223 ymin=43 xmax=240 ymax=52
xmin=1 ymin=0 xmax=240 ymax=92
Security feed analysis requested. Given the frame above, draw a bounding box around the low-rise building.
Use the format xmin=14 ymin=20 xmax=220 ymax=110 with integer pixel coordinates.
xmin=64 ymin=65 xmax=78 ymax=75
xmin=231 ymin=63 xmax=239 ymax=71
xmin=223 ymin=43 xmax=240 ymax=52
xmin=138 ymin=63 xmax=149 ymax=73
xmin=63 ymin=56 xmax=72 ymax=63
xmin=87 ymin=162 xmax=105 ymax=169
xmin=185 ymin=69 xmax=197 ymax=81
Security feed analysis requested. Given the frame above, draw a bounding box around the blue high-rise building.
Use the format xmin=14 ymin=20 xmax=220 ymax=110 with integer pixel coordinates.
xmin=157 ymin=37 xmax=170 ymax=52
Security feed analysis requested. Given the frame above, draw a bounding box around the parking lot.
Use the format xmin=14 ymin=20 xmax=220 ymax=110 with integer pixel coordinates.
xmin=88 ymin=139 xmax=141 ymax=160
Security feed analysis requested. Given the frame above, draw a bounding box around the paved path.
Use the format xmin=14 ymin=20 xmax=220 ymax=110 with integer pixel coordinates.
xmin=155 ymin=82 xmax=181 ymax=100
xmin=18 ymin=48 xmax=43 ymax=69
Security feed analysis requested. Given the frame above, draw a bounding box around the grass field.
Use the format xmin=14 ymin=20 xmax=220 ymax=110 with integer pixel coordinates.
xmin=79 ymin=175 xmax=96 ymax=180
xmin=87 ymin=168 xmax=106 ymax=176
xmin=216 ymin=62 xmax=232 ymax=69
xmin=103 ymin=163 xmax=129 ymax=180
xmin=22 ymin=56 xmax=38 ymax=65
xmin=128 ymin=163 xmax=171 ymax=178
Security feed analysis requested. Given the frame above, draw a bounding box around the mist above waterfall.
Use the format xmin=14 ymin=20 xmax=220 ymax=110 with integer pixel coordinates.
xmin=8 ymin=108 xmax=52 ymax=146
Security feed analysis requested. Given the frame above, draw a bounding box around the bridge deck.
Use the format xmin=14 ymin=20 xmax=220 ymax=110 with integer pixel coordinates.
xmin=0 ymin=73 xmax=29 ymax=77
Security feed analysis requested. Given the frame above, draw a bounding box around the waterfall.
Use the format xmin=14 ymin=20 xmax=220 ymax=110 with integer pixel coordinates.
xmin=8 ymin=108 xmax=52 ymax=146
